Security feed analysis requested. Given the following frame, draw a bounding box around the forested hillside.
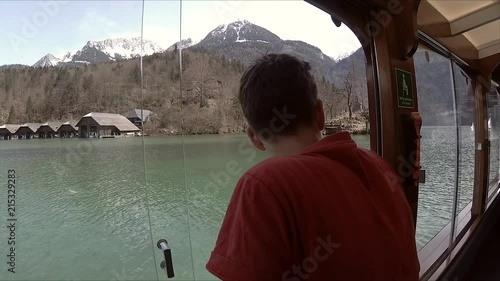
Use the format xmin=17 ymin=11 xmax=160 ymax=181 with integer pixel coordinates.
xmin=0 ymin=19 xmax=373 ymax=135
xmin=0 ymin=46 xmax=462 ymax=136
xmin=0 ymin=19 xmax=470 ymax=135
xmin=0 ymin=48 xmax=348 ymax=135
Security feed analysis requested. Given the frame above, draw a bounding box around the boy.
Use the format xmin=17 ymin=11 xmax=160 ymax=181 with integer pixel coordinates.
xmin=206 ymin=53 xmax=420 ymax=280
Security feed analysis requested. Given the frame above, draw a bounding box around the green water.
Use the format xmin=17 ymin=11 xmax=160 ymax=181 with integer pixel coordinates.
xmin=0 ymin=134 xmax=368 ymax=280
xmin=0 ymin=131 xmax=474 ymax=280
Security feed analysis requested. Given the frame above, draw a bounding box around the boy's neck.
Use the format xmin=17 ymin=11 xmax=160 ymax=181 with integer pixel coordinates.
xmin=265 ymin=127 xmax=323 ymax=157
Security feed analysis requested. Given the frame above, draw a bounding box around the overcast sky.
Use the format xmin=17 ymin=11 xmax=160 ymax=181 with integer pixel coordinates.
xmin=0 ymin=0 xmax=361 ymax=66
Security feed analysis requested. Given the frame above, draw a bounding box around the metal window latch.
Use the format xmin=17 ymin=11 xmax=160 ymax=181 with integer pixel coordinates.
xmin=157 ymin=239 xmax=174 ymax=278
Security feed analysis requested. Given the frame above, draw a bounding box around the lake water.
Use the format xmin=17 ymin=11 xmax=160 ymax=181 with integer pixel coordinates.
xmin=0 ymin=129 xmax=473 ymax=280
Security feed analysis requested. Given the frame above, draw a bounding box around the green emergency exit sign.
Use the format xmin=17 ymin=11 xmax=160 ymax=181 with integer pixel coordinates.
xmin=395 ymin=68 xmax=414 ymax=108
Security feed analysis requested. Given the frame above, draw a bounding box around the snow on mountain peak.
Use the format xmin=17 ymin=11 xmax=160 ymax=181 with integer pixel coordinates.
xmin=32 ymin=37 xmax=165 ymax=66
xmin=33 ymin=53 xmax=61 ymax=67
xmin=166 ymin=38 xmax=193 ymax=52
xmin=62 ymin=52 xmax=73 ymax=62
xmin=232 ymin=19 xmax=250 ymax=27
xmin=231 ymin=20 xmax=249 ymax=42
xmin=211 ymin=24 xmax=228 ymax=36
xmin=211 ymin=20 xmax=252 ymax=36
xmin=200 ymin=19 xmax=281 ymax=47
xmin=84 ymin=37 xmax=164 ymax=59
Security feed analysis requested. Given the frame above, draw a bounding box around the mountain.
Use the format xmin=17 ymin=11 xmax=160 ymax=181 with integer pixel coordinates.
xmin=28 ymin=20 xmax=341 ymax=81
xmin=72 ymin=37 xmax=164 ymax=63
xmin=198 ymin=19 xmax=281 ymax=48
xmin=33 ymin=54 xmax=62 ymax=68
xmin=32 ymin=37 xmax=164 ymax=67
xmin=167 ymin=38 xmax=194 ymax=52
xmin=0 ymin=18 xmax=456 ymax=132
xmin=25 ymin=19 xmax=357 ymax=90
xmin=24 ymin=19 xmax=366 ymax=88
xmin=194 ymin=19 xmax=339 ymax=82
xmin=61 ymin=52 xmax=73 ymax=62
xmin=328 ymin=48 xmax=366 ymax=84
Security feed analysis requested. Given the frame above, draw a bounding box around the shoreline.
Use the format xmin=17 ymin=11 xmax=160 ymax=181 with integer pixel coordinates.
xmin=0 ymin=127 xmax=370 ymax=140
xmin=144 ymin=128 xmax=370 ymax=137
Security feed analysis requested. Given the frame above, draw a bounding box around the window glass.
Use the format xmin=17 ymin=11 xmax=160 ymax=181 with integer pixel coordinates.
xmin=414 ymin=46 xmax=457 ymax=250
xmin=0 ymin=1 xmax=160 ymax=280
xmin=0 ymin=1 xmax=374 ymax=280
xmin=488 ymin=87 xmax=500 ymax=198
xmin=138 ymin=1 xmax=188 ymax=279
xmin=178 ymin=1 xmax=369 ymax=278
xmin=452 ymin=63 xmax=474 ymax=214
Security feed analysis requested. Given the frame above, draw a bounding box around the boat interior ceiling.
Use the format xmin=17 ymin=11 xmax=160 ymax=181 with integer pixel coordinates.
xmin=418 ymin=0 xmax=500 ymax=73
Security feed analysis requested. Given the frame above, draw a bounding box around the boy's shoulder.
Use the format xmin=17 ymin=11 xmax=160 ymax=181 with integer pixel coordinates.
xmin=246 ymin=155 xmax=301 ymax=178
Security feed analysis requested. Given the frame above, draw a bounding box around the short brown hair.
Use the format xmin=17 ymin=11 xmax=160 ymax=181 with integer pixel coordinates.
xmin=238 ymin=53 xmax=318 ymax=136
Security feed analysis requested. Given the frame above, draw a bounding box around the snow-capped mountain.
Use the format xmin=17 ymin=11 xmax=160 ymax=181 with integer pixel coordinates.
xmin=61 ymin=52 xmax=73 ymax=62
xmin=73 ymin=37 xmax=163 ymax=62
xmin=33 ymin=54 xmax=62 ymax=67
xmin=196 ymin=19 xmax=338 ymax=81
xmin=167 ymin=38 xmax=194 ymax=52
xmin=28 ymin=19 xmax=338 ymax=81
xmin=32 ymin=37 xmax=164 ymax=67
xmin=198 ymin=19 xmax=281 ymax=49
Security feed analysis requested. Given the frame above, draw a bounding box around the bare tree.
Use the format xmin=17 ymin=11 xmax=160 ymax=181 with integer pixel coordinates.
xmin=318 ymin=76 xmax=341 ymax=121
xmin=351 ymin=58 xmax=368 ymax=113
xmin=356 ymin=87 xmax=368 ymax=112
xmin=339 ymin=57 xmax=367 ymax=119
xmin=194 ymin=62 xmax=209 ymax=108
xmin=339 ymin=71 xmax=355 ymax=120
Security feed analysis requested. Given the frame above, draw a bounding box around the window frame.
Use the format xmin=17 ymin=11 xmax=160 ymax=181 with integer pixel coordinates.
xmin=416 ymin=31 xmax=482 ymax=280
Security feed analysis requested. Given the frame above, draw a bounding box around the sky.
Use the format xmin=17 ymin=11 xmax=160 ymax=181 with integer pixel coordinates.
xmin=0 ymin=0 xmax=361 ymax=66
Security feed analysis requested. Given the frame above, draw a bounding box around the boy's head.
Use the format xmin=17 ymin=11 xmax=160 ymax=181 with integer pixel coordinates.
xmin=239 ymin=53 xmax=325 ymax=153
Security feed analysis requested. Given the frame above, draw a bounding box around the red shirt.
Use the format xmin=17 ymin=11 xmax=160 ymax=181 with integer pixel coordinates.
xmin=206 ymin=132 xmax=420 ymax=280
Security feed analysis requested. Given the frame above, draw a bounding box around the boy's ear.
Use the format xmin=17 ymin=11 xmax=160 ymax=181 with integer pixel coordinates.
xmin=246 ymin=127 xmax=266 ymax=151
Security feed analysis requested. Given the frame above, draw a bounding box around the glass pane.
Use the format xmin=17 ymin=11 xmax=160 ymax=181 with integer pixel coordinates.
xmin=138 ymin=0 xmax=188 ymax=280
xmin=0 ymin=1 xmax=159 ymax=280
xmin=178 ymin=1 xmax=369 ymax=280
xmin=452 ymin=63 xmax=474 ymax=215
xmin=488 ymin=87 xmax=500 ymax=198
xmin=414 ymin=46 xmax=457 ymax=250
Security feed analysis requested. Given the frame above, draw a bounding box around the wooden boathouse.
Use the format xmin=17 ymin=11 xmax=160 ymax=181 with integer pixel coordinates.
xmin=76 ymin=112 xmax=140 ymax=138
xmin=57 ymin=121 xmax=78 ymax=138
xmin=16 ymin=123 xmax=42 ymax=139
xmin=37 ymin=122 xmax=63 ymax=139
xmin=0 ymin=124 xmax=21 ymax=140
xmin=123 ymin=109 xmax=153 ymax=127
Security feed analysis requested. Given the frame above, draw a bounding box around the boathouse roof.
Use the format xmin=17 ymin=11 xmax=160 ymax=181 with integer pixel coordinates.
xmin=77 ymin=113 xmax=140 ymax=132
xmin=57 ymin=121 xmax=79 ymax=131
xmin=0 ymin=124 xmax=22 ymax=134
xmin=123 ymin=109 xmax=152 ymax=120
xmin=37 ymin=122 xmax=63 ymax=132
xmin=18 ymin=123 xmax=43 ymax=133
